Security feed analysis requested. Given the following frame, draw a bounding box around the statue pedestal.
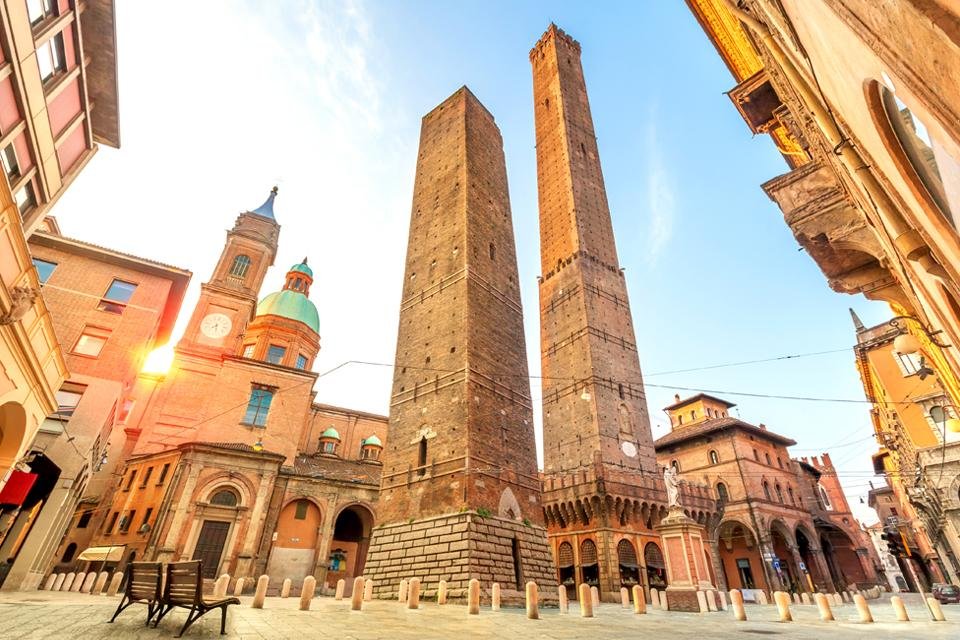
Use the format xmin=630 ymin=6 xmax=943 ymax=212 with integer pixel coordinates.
xmin=655 ymin=506 xmax=715 ymax=612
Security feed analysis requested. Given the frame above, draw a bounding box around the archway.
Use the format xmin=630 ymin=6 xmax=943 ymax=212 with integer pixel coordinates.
xmin=644 ymin=542 xmax=667 ymax=591
xmin=770 ymin=521 xmax=800 ymax=592
xmin=579 ymin=539 xmax=599 ymax=588
xmin=716 ymin=519 xmax=765 ymax=592
xmin=617 ymin=539 xmax=640 ymax=588
xmin=557 ymin=541 xmax=575 ymax=598
xmin=268 ymin=499 xmax=322 ymax=581
xmin=327 ymin=504 xmax=374 ymax=590
xmin=818 ymin=526 xmax=867 ymax=590
xmin=795 ymin=525 xmax=826 ymax=590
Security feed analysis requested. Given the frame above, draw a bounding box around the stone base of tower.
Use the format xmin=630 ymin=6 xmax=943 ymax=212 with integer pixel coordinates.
xmin=655 ymin=506 xmax=716 ymax=612
xmin=363 ymin=511 xmax=558 ymax=606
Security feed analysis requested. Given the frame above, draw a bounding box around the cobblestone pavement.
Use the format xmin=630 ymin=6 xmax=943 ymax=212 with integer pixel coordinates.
xmin=0 ymin=591 xmax=956 ymax=639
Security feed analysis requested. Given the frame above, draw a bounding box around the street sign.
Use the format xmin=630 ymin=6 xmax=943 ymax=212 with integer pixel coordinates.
xmin=772 ymin=559 xmax=781 ymax=571
xmin=799 ymin=561 xmax=806 ymax=571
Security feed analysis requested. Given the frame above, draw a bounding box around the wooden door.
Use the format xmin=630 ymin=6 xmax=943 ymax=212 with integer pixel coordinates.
xmin=192 ymin=520 xmax=230 ymax=578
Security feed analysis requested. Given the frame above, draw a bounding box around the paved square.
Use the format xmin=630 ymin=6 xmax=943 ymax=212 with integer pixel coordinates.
xmin=0 ymin=591 xmax=956 ymax=639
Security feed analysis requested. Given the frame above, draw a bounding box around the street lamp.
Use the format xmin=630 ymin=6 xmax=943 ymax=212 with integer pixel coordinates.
xmin=252 ymin=439 xmax=264 ymax=453
xmin=889 ymin=315 xmax=951 ymax=355
xmin=929 ymin=405 xmax=960 ymax=434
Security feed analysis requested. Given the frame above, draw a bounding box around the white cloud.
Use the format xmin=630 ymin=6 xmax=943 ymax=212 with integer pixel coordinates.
xmin=644 ymin=109 xmax=676 ymax=265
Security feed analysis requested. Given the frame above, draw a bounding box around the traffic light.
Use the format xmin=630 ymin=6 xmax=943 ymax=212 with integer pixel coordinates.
xmin=881 ymin=528 xmax=906 ymax=557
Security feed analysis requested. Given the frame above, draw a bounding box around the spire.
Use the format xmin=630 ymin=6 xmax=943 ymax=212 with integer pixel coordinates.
xmin=249 ymin=186 xmax=278 ymax=220
xmin=849 ymin=308 xmax=866 ymax=332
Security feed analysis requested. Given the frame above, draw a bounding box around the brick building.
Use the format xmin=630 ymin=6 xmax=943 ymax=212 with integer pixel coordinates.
xmin=0 ymin=218 xmax=189 ymax=591
xmin=655 ymin=393 xmax=880 ymax=595
xmin=0 ymin=0 xmax=118 ymax=500
xmin=363 ymin=87 xmax=557 ymax=603
xmin=42 ymin=190 xmax=387 ymax=594
xmin=531 ymin=25 xmax=717 ymax=604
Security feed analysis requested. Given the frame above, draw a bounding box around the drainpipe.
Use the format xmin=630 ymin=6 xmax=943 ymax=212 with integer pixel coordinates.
xmin=723 ymin=0 xmax=949 ymax=283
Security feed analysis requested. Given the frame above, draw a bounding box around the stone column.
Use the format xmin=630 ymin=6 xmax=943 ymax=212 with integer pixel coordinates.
xmin=807 ymin=547 xmax=833 ymax=591
xmin=787 ymin=544 xmax=809 ymax=592
xmin=708 ymin=538 xmax=728 ymax=592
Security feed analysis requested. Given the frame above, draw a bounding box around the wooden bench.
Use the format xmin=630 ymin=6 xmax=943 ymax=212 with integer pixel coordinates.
xmin=152 ymin=561 xmax=239 ymax=637
xmin=108 ymin=561 xmax=163 ymax=626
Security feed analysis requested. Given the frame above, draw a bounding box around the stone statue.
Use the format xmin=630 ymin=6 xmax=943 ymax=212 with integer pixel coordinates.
xmin=664 ymin=465 xmax=682 ymax=508
xmin=0 ymin=286 xmax=38 ymax=325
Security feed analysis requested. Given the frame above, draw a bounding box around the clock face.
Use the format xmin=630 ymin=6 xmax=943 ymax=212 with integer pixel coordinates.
xmin=621 ymin=441 xmax=638 ymax=458
xmin=200 ymin=313 xmax=233 ymax=339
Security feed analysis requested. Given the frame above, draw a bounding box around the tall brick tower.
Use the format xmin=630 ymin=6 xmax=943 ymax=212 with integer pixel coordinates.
xmin=532 ymin=25 xmax=656 ymax=474
xmin=363 ymin=87 xmax=556 ymax=601
xmin=531 ymin=25 xmax=717 ymax=604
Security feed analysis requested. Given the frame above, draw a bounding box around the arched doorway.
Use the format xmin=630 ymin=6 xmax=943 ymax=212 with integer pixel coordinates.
xmin=795 ymin=526 xmax=824 ymax=591
xmin=617 ymin=539 xmax=640 ymax=588
xmin=819 ymin=526 xmax=867 ymax=591
xmin=557 ymin=541 xmax=575 ymax=598
xmin=268 ymin=499 xmax=322 ymax=581
xmin=327 ymin=504 xmax=373 ymax=590
xmin=579 ymin=539 xmax=599 ymax=588
xmin=770 ymin=522 xmax=800 ymax=592
xmin=716 ymin=520 xmax=764 ymax=592
xmin=644 ymin=542 xmax=667 ymax=591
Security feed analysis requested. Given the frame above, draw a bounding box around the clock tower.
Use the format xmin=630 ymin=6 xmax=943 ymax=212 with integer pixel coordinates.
xmin=177 ymin=188 xmax=280 ymax=357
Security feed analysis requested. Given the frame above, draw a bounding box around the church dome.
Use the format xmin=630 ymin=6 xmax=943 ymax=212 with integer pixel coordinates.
xmin=362 ymin=434 xmax=382 ymax=447
xmin=321 ymin=427 xmax=341 ymax=440
xmin=254 ymin=259 xmax=319 ymax=333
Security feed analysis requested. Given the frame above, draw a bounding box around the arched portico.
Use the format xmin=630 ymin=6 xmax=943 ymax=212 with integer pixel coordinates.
xmin=325 ymin=503 xmax=374 ymax=591
xmin=716 ymin=519 xmax=766 ymax=592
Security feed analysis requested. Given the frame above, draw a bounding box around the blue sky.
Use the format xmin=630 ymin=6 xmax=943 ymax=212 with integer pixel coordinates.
xmin=56 ymin=1 xmax=891 ymax=520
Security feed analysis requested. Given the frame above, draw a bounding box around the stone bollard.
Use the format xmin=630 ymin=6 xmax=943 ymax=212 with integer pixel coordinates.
xmin=364 ymin=578 xmax=374 ymax=602
xmin=696 ymin=590 xmax=708 ymax=613
xmin=558 ymin=585 xmax=568 ymax=614
xmin=233 ymin=577 xmax=246 ymax=597
xmin=831 ymin=593 xmax=841 ymax=607
xmin=926 ymin=597 xmax=946 ymax=622
xmin=707 ymin=590 xmax=718 ymax=612
xmin=650 ymin=588 xmax=660 ymax=609
xmin=352 ymin=577 xmax=365 ymax=611
xmin=106 ymin=572 xmax=123 ymax=597
xmin=407 ymin=578 xmax=420 ymax=610
xmin=526 ymin=582 xmax=539 ymax=620
xmin=800 ymin=592 xmax=810 ymax=605
xmin=620 ymin=587 xmax=630 ymax=608
xmin=757 ymin=590 xmax=768 ymax=605
xmin=891 ymin=595 xmax=908 ymax=621
xmin=335 ymin=578 xmax=346 ymax=601
xmin=491 ymin=583 xmax=501 ymax=611
xmin=719 ymin=590 xmax=728 ymax=610
xmin=92 ymin=571 xmax=109 ymax=595
xmin=467 ymin=578 xmax=480 ymax=615
xmin=213 ymin=574 xmax=229 ymax=597
xmin=398 ymin=578 xmax=408 ymax=603
xmin=590 ymin=585 xmax=599 ymax=607
xmin=791 ymin=592 xmax=800 ymax=605
xmin=730 ymin=590 xmax=746 ymax=621
xmin=815 ymin=592 xmax=834 ymax=621
xmin=774 ymin=591 xmax=792 ymax=622
xmin=52 ymin=574 xmax=65 ymax=591
xmin=43 ymin=574 xmax=57 ymax=590
xmin=61 ymin=573 xmax=76 ymax=592
xmin=853 ymin=594 xmax=873 ymax=623
xmin=71 ymin=572 xmax=86 ymax=592
xmin=81 ymin=572 xmax=97 ymax=594
xmin=632 ymin=585 xmax=646 ymax=614
xmin=252 ymin=575 xmax=269 ymax=609
xmin=842 ymin=591 xmax=851 ymax=603
xmin=436 ymin=579 xmax=446 ymax=605
xmin=579 ymin=583 xmax=593 ymax=618
xmin=280 ymin=578 xmax=292 ymax=598
xmin=299 ymin=576 xmax=316 ymax=611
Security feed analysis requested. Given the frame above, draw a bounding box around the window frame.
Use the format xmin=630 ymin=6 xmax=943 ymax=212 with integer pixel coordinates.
xmin=266 ymin=344 xmax=286 ymax=365
xmin=14 ymin=180 xmax=36 ymax=216
xmin=229 ymin=254 xmax=252 ymax=278
xmin=72 ymin=325 xmax=110 ymax=357
xmin=36 ymin=32 xmax=66 ymax=84
xmin=98 ymin=278 xmax=138 ymax=314
xmin=242 ymin=386 xmax=274 ymax=427
xmin=295 ymin=354 xmax=308 ymax=370
xmin=1 ymin=142 xmax=20 ymax=181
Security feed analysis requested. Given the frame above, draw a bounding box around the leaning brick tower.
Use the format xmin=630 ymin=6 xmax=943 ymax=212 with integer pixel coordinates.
xmin=363 ymin=87 xmax=556 ymax=602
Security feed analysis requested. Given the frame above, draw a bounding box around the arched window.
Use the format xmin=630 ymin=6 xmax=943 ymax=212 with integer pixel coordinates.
xmin=787 ymin=487 xmax=795 ymax=505
xmin=765 ymin=452 xmax=772 ymax=466
xmin=417 ymin=436 xmax=427 ymax=476
xmin=670 ymin=460 xmax=680 ymax=473
xmin=229 ymin=255 xmax=251 ymax=278
xmin=753 ymin=449 xmax=759 ymax=461
xmin=818 ymin=485 xmax=833 ymax=510
xmin=61 ymin=542 xmax=77 ymax=563
xmin=210 ymin=488 xmax=239 ymax=507
xmin=777 ymin=456 xmax=784 ymax=469
xmin=762 ymin=481 xmax=771 ymax=501
xmin=716 ymin=482 xmax=728 ymax=504
xmin=709 ymin=450 xmax=719 ymax=465
xmin=775 ymin=483 xmax=784 ymax=503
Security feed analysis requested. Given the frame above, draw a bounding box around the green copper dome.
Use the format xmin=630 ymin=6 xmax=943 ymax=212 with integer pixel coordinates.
xmin=321 ymin=427 xmax=341 ymax=440
xmin=362 ymin=434 xmax=382 ymax=447
xmin=290 ymin=261 xmax=313 ymax=277
xmin=255 ymin=290 xmax=319 ymax=333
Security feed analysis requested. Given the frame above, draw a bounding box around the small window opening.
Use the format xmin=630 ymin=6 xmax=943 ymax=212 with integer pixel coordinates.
xmin=417 ymin=437 xmax=427 ymax=476
xmin=511 ymin=538 xmax=524 ymax=589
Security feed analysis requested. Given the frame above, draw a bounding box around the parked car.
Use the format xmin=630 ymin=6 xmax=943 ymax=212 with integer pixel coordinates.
xmin=932 ymin=583 xmax=960 ymax=604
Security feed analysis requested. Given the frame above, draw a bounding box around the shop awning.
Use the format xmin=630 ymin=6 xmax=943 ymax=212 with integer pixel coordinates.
xmin=77 ymin=545 xmax=126 ymax=562
xmin=0 ymin=471 xmax=37 ymax=506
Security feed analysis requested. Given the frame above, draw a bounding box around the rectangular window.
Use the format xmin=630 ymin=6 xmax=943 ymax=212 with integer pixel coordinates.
xmin=242 ymin=344 xmax=255 ymax=358
xmin=294 ymin=501 xmax=308 ymax=520
xmin=142 ymin=507 xmax=153 ymax=526
xmin=32 ymin=258 xmax=56 ymax=283
xmin=104 ymin=511 xmax=119 ymax=534
xmin=14 ymin=181 xmax=36 ymax=217
xmin=77 ymin=512 xmax=92 ymax=529
xmin=156 ymin=463 xmax=170 ymax=486
xmin=123 ymin=470 xmax=137 ymax=491
xmin=243 ymin=387 xmax=274 ymax=427
xmin=72 ymin=326 xmax=110 ymax=357
xmin=266 ymin=344 xmax=285 ymax=365
xmin=295 ymin=354 xmax=308 ymax=370
xmin=1 ymin=143 xmax=20 ymax=181
xmin=98 ymin=278 xmax=137 ymax=313
xmin=26 ymin=0 xmax=56 ymax=24
xmin=119 ymin=510 xmax=136 ymax=533
xmin=37 ymin=33 xmax=65 ymax=83
xmin=139 ymin=467 xmax=153 ymax=488
xmin=53 ymin=387 xmax=83 ymax=420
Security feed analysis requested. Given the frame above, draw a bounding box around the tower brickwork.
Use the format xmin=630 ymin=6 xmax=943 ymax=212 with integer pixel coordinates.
xmin=532 ymin=25 xmax=656 ymax=474
xmin=363 ymin=87 xmax=556 ymax=602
